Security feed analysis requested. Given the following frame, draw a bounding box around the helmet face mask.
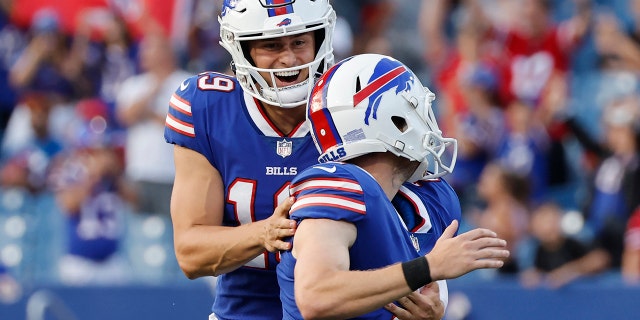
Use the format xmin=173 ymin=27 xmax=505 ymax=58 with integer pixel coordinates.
xmin=308 ymin=54 xmax=458 ymax=182
xmin=219 ymin=0 xmax=336 ymax=108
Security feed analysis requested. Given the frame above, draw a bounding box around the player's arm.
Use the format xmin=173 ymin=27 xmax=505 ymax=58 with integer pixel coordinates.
xmin=293 ymin=218 xmax=412 ymax=319
xmin=170 ymin=145 xmax=294 ymax=278
xmin=293 ymin=219 xmax=509 ymax=319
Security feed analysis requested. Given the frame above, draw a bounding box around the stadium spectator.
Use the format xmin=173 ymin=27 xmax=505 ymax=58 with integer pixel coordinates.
xmin=0 ymin=94 xmax=63 ymax=193
xmin=72 ymin=8 xmax=139 ymax=128
xmin=8 ymin=9 xmax=72 ymax=102
xmin=422 ymin=0 xmax=590 ymax=194
xmin=448 ymin=63 xmax=505 ymax=206
xmin=520 ymin=201 xmax=609 ymax=289
xmin=48 ymin=119 xmax=135 ymax=286
xmin=417 ymin=0 xmax=513 ymax=213
xmin=9 ymin=7 xmax=101 ymax=102
xmin=277 ymin=53 xmax=508 ymax=320
xmin=494 ymin=0 xmax=590 ymax=189
xmin=0 ymin=0 xmax=25 ymax=145
xmin=563 ymin=94 xmax=640 ymax=270
xmin=495 ymin=100 xmax=550 ymax=203
xmin=593 ymin=4 xmax=640 ymax=73
xmin=418 ymin=0 xmax=503 ymax=135
xmin=419 ymin=0 xmax=501 ymax=67
xmin=2 ymin=8 xmax=87 ymax=159
xmin=116 ymin=30 xmax=190 ymax=216
xmin=623 ymin=206 xmax=640 ymax=284
xmin=583 ymin=2 xmax=640 ymax=139
xmin=492 ymin=0 xmax=590 ymax=107
xmin=470 ymin=161 xmax=530 ymax=274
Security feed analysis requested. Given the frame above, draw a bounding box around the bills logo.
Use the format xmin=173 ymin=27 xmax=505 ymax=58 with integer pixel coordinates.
xmin=266 ymin=167 xmax=297 ymax=175
xmin=353 ymin=58 xmax=414 ymax=125
xmin=276 ymin=139 xmax=293 ymax=158
xmin=221 ymin=0 xmax=243 ymax=16
xmin=318 ymin=147 xmax=346 ymax=163
xmin=277 ymin=18 xmax=292 ymax=27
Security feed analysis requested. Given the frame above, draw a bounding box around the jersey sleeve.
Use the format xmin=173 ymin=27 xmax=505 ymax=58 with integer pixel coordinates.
xmin=164 ymin=73 xmax=221 ymax=161
xmin=164 ymin=74 xmax=198 ymax=143
xmin=289 ymin=164 xmax=366 ymax=224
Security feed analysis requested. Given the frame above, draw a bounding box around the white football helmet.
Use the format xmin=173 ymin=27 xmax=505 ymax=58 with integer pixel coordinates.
xmin=308 ymin=54 xmax=457 ymax=182
xmin=219 ymin=0 xmax=336 ymax=108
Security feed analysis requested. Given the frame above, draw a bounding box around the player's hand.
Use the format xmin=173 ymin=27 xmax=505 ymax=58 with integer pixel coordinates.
xmin=261 ymin=196 xmax=296 ymax=252
xmin=384 ymin=282 xmax=444 ymax=320
xmin=426 ymin=220 xmax=510 ymax=281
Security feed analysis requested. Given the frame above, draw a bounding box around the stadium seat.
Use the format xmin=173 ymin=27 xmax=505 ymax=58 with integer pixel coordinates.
xmin=122 ymin=212 xmax=181 ymax=284
xmin=0 ymin=188 xmax=39 ymax=283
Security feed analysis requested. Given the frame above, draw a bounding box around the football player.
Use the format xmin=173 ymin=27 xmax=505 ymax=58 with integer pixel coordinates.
xmin=277 ymin=53 xmax=509 ymax=319
xmin=165 ymin=1 xmax=337 ymax=318
xmin=165 ymin=1 xmax=473 ymax=319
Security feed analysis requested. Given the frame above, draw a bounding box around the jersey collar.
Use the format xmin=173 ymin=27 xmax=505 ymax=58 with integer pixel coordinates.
xmin=244 ymin=92 xmax=310 ymax=138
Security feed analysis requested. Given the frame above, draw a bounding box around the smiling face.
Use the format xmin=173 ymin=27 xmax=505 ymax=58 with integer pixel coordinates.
xmin=247 ymin=32 xmax=316 ymax=89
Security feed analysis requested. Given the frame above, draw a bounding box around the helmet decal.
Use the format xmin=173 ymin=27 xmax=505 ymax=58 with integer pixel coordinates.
xmin=354 ymin=58 xmax=413 ymax=125
xmin=309 ymin=62 xmax=344 ymax=154
xmin=276 ymin=18 xmax=292 ymax=27
xmin=265 ymin=0 xmax=295 ymax=17
xmin=221 ymin=0 xmax=242 ymax=17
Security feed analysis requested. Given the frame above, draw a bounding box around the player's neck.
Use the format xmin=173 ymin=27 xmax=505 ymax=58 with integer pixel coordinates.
xmin=260 ymin=102 xmax=307 ymax=136
xmin=351 ymin=153 xmax=405 ymax=200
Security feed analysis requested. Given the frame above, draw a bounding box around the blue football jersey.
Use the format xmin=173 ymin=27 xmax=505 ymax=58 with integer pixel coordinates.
xmin=164 ymin=72 xmax=319 ymax=320
xmin=392 ymin=178 xmax=462 ymax=255
xmin=278 ymin=162 xmax=422 ymax=320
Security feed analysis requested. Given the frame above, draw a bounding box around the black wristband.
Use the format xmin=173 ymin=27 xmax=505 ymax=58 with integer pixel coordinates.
xmin=401 ymin=257 xmax=432 ymax=291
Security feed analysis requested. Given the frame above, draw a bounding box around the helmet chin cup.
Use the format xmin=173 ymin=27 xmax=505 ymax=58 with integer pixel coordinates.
xmin=260 ymin=79 xmax=310 ymax=108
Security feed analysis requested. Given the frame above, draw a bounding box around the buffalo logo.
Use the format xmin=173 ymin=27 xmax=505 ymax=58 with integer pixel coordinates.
xmin=222 ymin=0 xmax=244 ymax=17
xmin=352 ymin=58 xmax=414 ymax=125
xmin=277 ymin=18 xmax=292 ymax=27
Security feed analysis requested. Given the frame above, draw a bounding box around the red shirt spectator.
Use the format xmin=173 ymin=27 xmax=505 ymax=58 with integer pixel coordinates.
xmin=495 ymin=0 xmax=587 ymax=108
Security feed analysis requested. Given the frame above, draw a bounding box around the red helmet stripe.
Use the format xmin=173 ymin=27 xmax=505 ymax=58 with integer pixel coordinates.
xmin=308 ymin=62 xmax=344 ymax=152
xmin=310 ymin=108 xmax=340 ymax=152
xmin=353 ymin=66 xmax=406 ymax=107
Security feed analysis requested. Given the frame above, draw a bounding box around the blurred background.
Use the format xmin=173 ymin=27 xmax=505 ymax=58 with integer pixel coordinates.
xmin=0 ymin=0 xmax=640 ymax=319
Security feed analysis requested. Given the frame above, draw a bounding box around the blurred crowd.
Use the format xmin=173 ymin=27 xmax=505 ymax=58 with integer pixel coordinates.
xmin=412 ymin=0 xmax=640 ymax=289
xmin=0 ymin=0 xmax=639 ymax=297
